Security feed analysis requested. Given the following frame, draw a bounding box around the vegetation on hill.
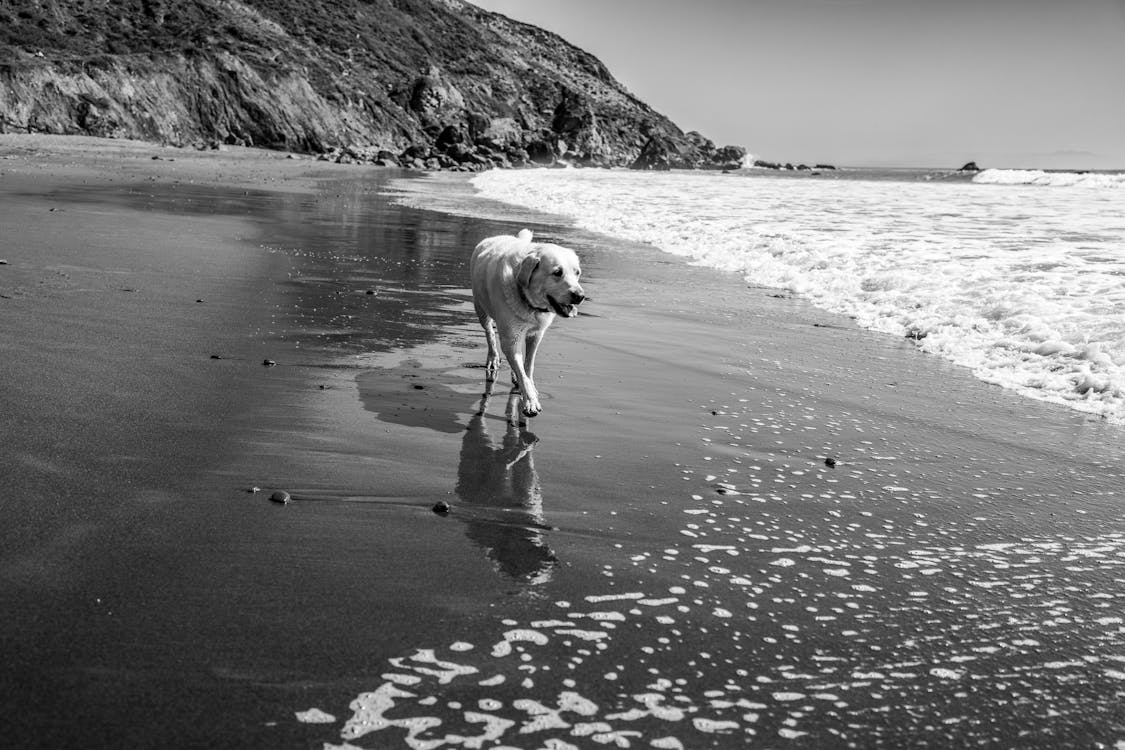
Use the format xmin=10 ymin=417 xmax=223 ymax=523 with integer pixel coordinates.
xmin=0 ymin=0 xmax=745 ymax=169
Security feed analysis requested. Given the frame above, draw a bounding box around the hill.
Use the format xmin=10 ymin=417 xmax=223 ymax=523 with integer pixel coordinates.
xmin=0 ymin=0 xmax=746 ymax=170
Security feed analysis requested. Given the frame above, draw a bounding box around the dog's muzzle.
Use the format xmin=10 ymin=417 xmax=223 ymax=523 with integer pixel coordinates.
xmin=548 ymin=290 xmax=585 ymax=318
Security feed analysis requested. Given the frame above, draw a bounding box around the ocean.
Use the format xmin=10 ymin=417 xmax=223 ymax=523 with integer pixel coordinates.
xmin=405 ymin=166 xmax=1125 ymax=424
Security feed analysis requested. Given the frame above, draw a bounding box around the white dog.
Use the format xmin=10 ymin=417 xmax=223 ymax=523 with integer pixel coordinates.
xmin=470 ymin=229 xmax=585 ymax=417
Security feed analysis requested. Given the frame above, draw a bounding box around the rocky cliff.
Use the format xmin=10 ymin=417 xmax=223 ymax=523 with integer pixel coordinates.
xmin=0 ymin=0 xmax=746 ymax=170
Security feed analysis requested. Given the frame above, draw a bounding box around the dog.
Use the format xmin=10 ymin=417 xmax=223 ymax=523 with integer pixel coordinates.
xmin=470 ymin=229 xmax=585 ymax=417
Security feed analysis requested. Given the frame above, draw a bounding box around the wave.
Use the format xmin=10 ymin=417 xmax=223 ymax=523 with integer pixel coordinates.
xmin=466 ymin=168 xmax=1125 ymax=423
xmin=973 ymin=168 xmax=1125 ymax=188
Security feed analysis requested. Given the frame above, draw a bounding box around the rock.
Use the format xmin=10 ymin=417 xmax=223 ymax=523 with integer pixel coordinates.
xmin=814 ymin=163 xmax=837 ymax=170
xmin=270 ymin=490 xmax=291 ymax=504
xmin=262 ymin=359 xmax=276 ymax=367
xmin=465 ymin=111 xmax=491 ymax=142
xmin=505 ymin=147 xmax=529 ymax=168
xmin=959 ymin=161 xmax=981 ymax=172
xmin=551 ymin=90 xmax=608 ymax=164
xmin=825 ymin=457 xmax=837 ymax=468
xmin=476 ymin=117 xmax=523 ymax=151
xmin=629 ymin=133 xmax=692 ymax=170
xmin=407 ymin=67 xmax=466 ymax=127
xmin=445 ymin=142 xmax=475 ymax=162
xmin=708 ymin=144 xmax=747 ymax=170
xmin=432 ymin=500 xmax=451 ymax=515
xmin=524 ymin=138 xmax=557 ymax=165
xmin=435 ymin=124 xmax=465 ymax=152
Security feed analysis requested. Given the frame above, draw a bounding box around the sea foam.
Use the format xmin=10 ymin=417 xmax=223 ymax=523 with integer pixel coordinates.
xmin=470 ymin=168 xmax=1125 ymax=423
xmin=973 ymin=168 xmax=1125 ymax=188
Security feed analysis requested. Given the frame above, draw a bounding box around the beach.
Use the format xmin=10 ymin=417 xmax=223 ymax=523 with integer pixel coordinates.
xmin=2 ymin=135 xmax=1124 ymax=748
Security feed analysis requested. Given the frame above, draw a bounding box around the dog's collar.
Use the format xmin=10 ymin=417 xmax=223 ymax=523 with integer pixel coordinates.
xmin=521 ymin=289 xmax=550 ymax=314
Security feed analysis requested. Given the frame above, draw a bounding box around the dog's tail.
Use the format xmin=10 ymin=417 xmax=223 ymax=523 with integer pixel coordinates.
xmin=516 ymin=229 xmax=533 ymax=243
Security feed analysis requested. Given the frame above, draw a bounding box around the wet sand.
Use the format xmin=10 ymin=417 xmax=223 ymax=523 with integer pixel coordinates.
xmin=2 ymin=134 xmax=1124 ymax=748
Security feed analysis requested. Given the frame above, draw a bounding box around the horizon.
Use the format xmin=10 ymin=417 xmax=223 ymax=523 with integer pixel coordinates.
xmin=468 ymin=0 xmax=1125 ymax=171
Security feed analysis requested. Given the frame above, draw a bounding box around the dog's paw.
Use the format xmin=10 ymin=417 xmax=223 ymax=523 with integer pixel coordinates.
xmin=521 ymin=396 xmax=541 ymax=418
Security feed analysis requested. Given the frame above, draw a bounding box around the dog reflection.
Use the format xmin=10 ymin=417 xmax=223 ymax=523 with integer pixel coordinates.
xmin=455 ymin=385 xmax=558 ymax=584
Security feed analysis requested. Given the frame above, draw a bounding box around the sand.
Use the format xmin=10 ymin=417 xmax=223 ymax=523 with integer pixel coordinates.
xmin=2 ymin=134 xmax=1124 ymax=748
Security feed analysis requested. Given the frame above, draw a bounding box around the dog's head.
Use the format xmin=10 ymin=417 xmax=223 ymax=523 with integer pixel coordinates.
xmin=517 ymin=242 xmax=585 ymax=318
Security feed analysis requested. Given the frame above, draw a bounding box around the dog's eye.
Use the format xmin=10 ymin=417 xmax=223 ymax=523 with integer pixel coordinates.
xmin=552 ymin=268 xmax=563 ymax=277
xmin=576 ymin=269 xmax=581 ymax=277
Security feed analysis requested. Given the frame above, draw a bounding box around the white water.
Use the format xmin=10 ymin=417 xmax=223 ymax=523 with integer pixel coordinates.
xmin=469 ymin=167 xmax=1125 ymax=423
xmin=974 ymin=168 xmax=1125 ymax=189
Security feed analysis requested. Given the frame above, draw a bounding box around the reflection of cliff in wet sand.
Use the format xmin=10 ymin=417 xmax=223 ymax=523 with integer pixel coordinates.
xmin=455 ymin=384 xmax=557 ymax=584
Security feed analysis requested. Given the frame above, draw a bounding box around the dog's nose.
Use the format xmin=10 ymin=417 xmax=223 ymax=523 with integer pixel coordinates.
xmin=571 ymin=290 xmax=586 ymax=304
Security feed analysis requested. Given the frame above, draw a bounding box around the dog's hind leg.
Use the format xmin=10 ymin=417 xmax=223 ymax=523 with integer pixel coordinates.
xmin=475 ymin=304 xmax=502 ymax=379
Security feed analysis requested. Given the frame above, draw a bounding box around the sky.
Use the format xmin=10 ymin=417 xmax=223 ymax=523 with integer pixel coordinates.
xmin=469 ymin=0 xmax=1125 ymax=169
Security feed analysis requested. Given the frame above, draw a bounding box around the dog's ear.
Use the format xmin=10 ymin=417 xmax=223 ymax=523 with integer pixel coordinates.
xmin=516 ymin=251 xmax=540 ymax=291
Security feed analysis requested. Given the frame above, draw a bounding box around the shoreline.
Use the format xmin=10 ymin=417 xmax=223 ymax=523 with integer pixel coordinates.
xmin=3 ymin=134 xmax=1124 ymax=748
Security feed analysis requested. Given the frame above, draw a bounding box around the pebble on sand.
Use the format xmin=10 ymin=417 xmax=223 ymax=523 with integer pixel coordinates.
xmin=432 ymin=500 xmax=451 ymax=515
xmin=262 ymin=359 xmax=276 ymax=367
xmin=270 ymin=490 xmax=291 ymax=504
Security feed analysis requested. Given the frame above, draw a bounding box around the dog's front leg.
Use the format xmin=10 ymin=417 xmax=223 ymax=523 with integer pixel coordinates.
xmin=501 ymin=336 xmax=541 ymax=418
xmin=524 ymin=328 xmax=547 ymax=385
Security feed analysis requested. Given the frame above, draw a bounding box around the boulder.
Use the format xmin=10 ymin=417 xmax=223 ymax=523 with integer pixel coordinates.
xmin=435 ymin=124 xmax=465 ymax=152
xmin=712 ymin=144 xmax=747 ymax=165
xmin=630 ymin=133 xmax=696 ymax=170
xmin=551 ymin=90 xmax=592 ymax=138
xmin=506 ymin=146 xmax=530 ymax=167
xmin=958 ymin=161 xmax=981 ymax=172
xmin=524 ymin=138 xmax=557 ymax=165
xmin=476 ymin=116 xmax=522 ymax=150
xmin=685 ymin=131 xmax=714 ymax=151
xmin=465 ymin=111 xmax=491 ymax=142
xmin=407 ymin=66 xmax=466 ymax=128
